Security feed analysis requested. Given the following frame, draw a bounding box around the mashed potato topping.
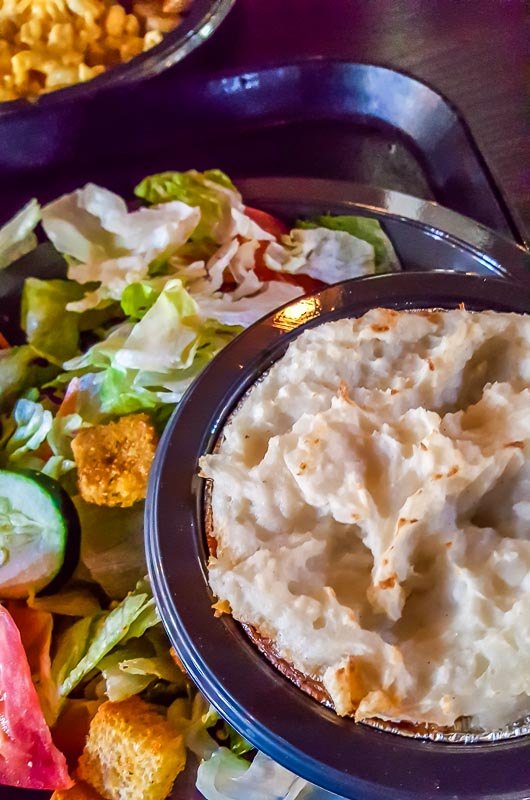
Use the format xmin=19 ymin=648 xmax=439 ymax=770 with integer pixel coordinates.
xmin=201 ymin=308 xmax=530 ymax=730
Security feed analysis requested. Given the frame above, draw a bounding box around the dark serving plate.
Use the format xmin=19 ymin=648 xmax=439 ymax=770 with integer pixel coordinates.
xmin=146 ymin=271 xmax=530 ymax=800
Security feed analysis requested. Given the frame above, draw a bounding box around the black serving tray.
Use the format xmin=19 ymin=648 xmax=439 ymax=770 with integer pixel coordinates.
xmin=0 ymin=59 xmax=528 ymax=800
xmin=0 ymin=61 xmax=525 ymax=248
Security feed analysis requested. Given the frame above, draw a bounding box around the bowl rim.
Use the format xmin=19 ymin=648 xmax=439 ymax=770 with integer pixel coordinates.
xmin=0 ymin=0 xmax=234 ymax=117
xmin=146 ymin=271 xmax=530 ymax=800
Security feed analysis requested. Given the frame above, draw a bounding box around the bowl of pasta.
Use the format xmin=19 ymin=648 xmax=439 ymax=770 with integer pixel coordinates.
xmin=0 ymin=0 xmax=233 ymax=107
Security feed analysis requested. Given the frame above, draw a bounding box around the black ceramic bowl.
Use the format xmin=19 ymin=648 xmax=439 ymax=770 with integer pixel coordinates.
xmin=146 ymin=271 xmax=530 ymax=800
xmin=0 ymin=0 xmax=234 ymax=117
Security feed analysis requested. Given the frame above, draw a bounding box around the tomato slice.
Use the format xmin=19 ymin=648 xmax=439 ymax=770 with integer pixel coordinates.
xmin=244 ymin=206 xmax=289 ymax=239
xmin=0 ymin=333 xmax=9 ymax=349
xmin=7 ymin=602 xmax=54 ymax=724
xmin=0 ymin=604 xmax=72 ymax=790
xmin=252 ymin=241 xmax=325 ymax=295
xmin=244 ymin=206 xmax=326 ymax=295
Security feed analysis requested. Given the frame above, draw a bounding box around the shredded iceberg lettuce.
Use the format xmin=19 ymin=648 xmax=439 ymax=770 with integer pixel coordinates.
xmin=21 ymin=278 xmax=86 ymax=363
xmin=1 ymin=397 xmax=52 ymax=462
xmin=0 ymin=396 xmax=82 ymax=477
xmin=51 ymin=581 xmax=160 ymax=701
xmin=196 ymin=749 xmax=250 ymax=800
xmin=0 ymin=346 xmax=58 ymax=412
xmin=112 ymin=279 xmax=201 ymax=371
xmin=296 ymin=214 xmax=399 ymax=271
xmin=134 ymin=169 xmax=274 ymax=246
xmin=99 ymin=627 xmax=185 ymax=702
xmin=0 ymin=199 xmax=40 ymax=271
xmin=196 ymin=749 xmax=311 ymax=800
xmin=41 ymin=183 xmax=201 ymax=311
xmin=74 ymin=498 xmax=146 ymax=599
xmin=58 ymin=280 xmax=243 ymax=417
xmin=264 ymin=228 xmax=376 ymax=283
xmin=28 ymin=588 xmax=101 ymax=617
xmin=193 ymin=281 xmax=302 ymax=328
xmin=135 ymin=169 xmax=239 ymax=243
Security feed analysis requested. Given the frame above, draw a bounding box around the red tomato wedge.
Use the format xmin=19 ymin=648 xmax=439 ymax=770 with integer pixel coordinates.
xmin=0 ymin=604 xmax=72 ymax=790
xmin=244 ymin=206 xmax=326 ymax=295
xmin=0 ymin=332 xmax=9 ymax=349
xmin=7 ymin=602 xmax=56 ymax=726
xmin=244 ymin=206 xmax=289 ymax=239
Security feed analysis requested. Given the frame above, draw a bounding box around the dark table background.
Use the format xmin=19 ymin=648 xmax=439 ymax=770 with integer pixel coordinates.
xmin=3 ymin=1 xmax=529 ymax=799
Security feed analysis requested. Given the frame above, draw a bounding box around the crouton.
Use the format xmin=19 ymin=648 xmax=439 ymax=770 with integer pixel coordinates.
xmin=71 ymin=414 xmax=158 ymax=507
xmin=52 ymin=780 xmax=104 ymax=800
xmin=77 ymin=696 xmax=186 ymax=800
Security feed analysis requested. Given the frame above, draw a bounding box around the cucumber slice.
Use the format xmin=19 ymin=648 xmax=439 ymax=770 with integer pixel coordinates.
xmin=0 ymin=469 xmax=80 ymax=599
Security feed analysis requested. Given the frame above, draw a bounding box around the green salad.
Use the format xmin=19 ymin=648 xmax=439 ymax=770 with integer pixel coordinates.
xmin=0 ymin=169 xmax=398 ymax=800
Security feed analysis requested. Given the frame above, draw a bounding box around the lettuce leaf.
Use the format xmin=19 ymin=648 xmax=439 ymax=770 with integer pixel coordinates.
xmin=29 ymin=587 xmax=101 ymax=617
xmin=0 ymin=346 xmax=57 ymax=412
xmin=42 ymin=183 xmax=200 ymax=263
xmin=118 ymin=655 xmax=181 ymax=682
xmin=1 ymin=397 xmax=82 ymax=477
xmin=98 ymin=367 xmax=165 ymax=416
xmin=54 ymin=589 xmax=156 ymax=697
xmin=296 ymin=214 xmax=399 ymax=271
xmin=99 ymin=627 xmax=183 ymax=702
xmin=197 ymin=749 xmax=310 ymax=800
xmin=60 ymin=282 xmax=242 ymax=417
xmin=121 ymin=598 xmax=160 ymax=642
xmin=46 ymin=412 xmax=83 ymax=468
xmin=41 ymin=184 xmax=201 ymax=312
xmin=1 ymin=397 xmax=52 ymax=463
xmin=114 ymin=279 xmax=200 ymax=372
xmin=0 ymin=199 xmax=40 ymax=271
xmin=194 ymin=281 xmax=302 ymax=328
xmin=120 ymin=280 xmax=163 ymax=319
xmin=21 ymin=278 xmax=86 ymax=362
xmin=74 ymin=498 xmax=146 ymax=599
xmin=168 ymin=693 xmax=219 ymax=761
xmin=51 ymin=614 xmax=94 ymax=694
xmin=264 ymin=228 xmax=376 ymax=283
xmin=99 ymin=642 xmax=153 ymax=702
xmin=135 ymin=169 xmax=239 ymax=244
xmin=196 ymin=748 xmax=249 ymax=800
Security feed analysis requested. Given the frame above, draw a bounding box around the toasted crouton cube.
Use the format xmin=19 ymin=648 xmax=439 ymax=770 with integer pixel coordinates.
xmin=52 ymin=781 xmax=104 ymax=800
xmin=71 ymin=414 xmax=158 ymax=507
xmin=77 ymin=697 xmax=186 ymax=800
